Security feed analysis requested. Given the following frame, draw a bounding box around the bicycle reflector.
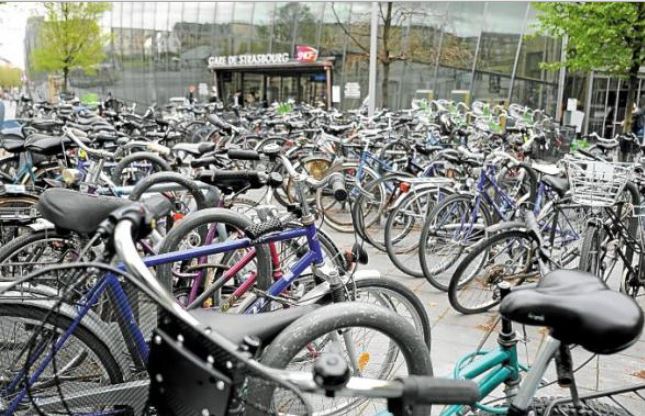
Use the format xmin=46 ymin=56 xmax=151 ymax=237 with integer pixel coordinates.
xmin=400 ymin=182 xmax=411 ymax=193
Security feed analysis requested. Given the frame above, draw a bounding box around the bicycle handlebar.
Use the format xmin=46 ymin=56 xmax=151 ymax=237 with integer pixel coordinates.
xmin=65 ymin=126 xmax=114 ymax=160
xmin=112 ymin=214 xmax=479 ymax=411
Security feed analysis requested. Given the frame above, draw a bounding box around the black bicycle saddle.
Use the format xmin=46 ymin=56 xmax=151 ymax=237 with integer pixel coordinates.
xmin=500 ymin=269 xmax=643 ymax=354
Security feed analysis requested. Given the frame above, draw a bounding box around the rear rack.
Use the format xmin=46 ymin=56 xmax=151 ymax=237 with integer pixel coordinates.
xmin=543 ymin=383 xmax=645 ymax=416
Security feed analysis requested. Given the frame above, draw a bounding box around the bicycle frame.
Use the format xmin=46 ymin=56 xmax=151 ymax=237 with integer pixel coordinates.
xmin=3 ymin=220 xmax=327 ymax=413
xmin=440 ymin=343 xmax=520 ymax=415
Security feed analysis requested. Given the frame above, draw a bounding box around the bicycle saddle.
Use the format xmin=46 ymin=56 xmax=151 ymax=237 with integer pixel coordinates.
xmin=24 ymin=134 xmax=72 ymax=155
xmin=500 ymin=269 xmax=643 ymax=354
xmin=190 ymin=305 xmax=319 ymax=346
xmin=30 ymin=119 xmax=64 ymax=132
xmin=38 ymin=189 xmax=170 ymax=235
xmin=541 ymin=175 xmax=569 ymax=197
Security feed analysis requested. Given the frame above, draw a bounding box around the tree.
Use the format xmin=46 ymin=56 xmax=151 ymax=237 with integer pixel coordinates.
xmin=273 ymin=3 xmax=317 ymax=48
xmin=331 ymin=2 xmax=432 ymax=108
xmin=30 ymin=2 xmax=110 ymax=92
xmin=0 ymin=67 xmax=22 ymax=88
xmin=535 ymin=2 xmax=645 ymax=132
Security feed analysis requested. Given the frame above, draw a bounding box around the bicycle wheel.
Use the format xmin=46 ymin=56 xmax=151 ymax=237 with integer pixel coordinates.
xmin=348 ymin=277 xmax=432 ymax=349
xmin=530 ymin=396 xmax=631 ymax=416
xmin=419 ymin=193 xmax=492 ymax=291
xmin=352 ymin=174 xmax=413 ymax=251
xmin=258 ymin=303 xmax=432 ymax=416
xmin=578 ymin=223 xmax=603 ymax=278
xmin=384 ymin=187 xmax=441 ymax=278
xmin=0 ymin=229 xmax=81 ymax=276
xmin=0 ymin=303 xmax=124 ymax=415
xmin=155 ymin=208 xmax=272 ymax=304
xmin=316 ymin=163 xmax=384 ymax=233
xmin=110 ymin=152 xmax=172 ymax=186
xmin=448 ymin=230 xmax=535 ymax=315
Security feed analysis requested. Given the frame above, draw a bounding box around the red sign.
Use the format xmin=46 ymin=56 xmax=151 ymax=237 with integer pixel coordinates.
xmin=295 ymin=45 xmax=319 ymax=63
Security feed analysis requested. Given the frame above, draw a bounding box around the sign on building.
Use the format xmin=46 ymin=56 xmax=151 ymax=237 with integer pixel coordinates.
xmin=295 ymin=45 xmax=319 ymax=63
xmin=344 ymin=82 xmax=361 ymax=99
xmin=208 ymin=53 xmax=290 ymax=68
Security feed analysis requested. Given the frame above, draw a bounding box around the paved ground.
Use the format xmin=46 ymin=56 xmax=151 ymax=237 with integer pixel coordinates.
xmin=327 ymin=226 xmax=645 ymax=414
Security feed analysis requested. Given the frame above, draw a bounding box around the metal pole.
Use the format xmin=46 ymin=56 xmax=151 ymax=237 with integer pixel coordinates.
xmin=508 ymin=3 xmax=531 ymax=104
xmin=555 ymin=35 xmax=568 ymax=122
xmin=368 ymin=1 xmax=379 ymax=117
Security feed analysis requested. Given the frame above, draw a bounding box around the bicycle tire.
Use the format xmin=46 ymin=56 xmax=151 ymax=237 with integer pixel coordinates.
xmin=384 ymin=187 xmax=440 ymax=278
xmin=352 ymin=173 xmax=413 ymax=251
xmin=578 ymin=223 xmax=603 ymax=277
xmin=110 ymin=152 xmax=173 ymax=186
xmin=419 ymin=193 xmax=493 ymax=291
xmin=348 ymin=277 xmax=432 ymax=349
xmin=0 ymin=229 xmax=79 ymax=275
xmin=0 ymin=303 xmax=124 ymax=413
xmin=155 ymin=208 xmax=272 ymax=293
xmin=255 ymin=303 xmax=432 ymax=416
xmin=529 ymin=396 xmax=629 ymax=416
xmin=448 ymin=229 xmax=535 ymax=315
xmin=316 ymin=162 xmax=384 ymax=233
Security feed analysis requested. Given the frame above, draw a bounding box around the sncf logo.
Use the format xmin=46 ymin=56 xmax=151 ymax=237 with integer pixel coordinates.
xmin=296 ymin=45 xmax=319 ymax=63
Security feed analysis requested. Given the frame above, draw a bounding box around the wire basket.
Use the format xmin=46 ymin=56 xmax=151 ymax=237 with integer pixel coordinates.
xmin=0 ymin=262 xmax=309 ymax=416
xmin=542 ymin=383 xmax=645 ymax=416
xmin=567 ymin=160 xmax=633 ymax=207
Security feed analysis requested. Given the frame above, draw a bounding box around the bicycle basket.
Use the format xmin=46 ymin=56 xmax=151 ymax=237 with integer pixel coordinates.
xmin=566 ymin=160 xmax=633 ymax=207
xmin=0 ymin=262 xmax=309 ymax=416
xmin=541 ymin=382 xmax=645 ymax=416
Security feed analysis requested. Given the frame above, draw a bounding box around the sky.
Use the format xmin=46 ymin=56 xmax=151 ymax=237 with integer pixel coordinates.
xmin=0 ymin=2 xmax=42 ymax=69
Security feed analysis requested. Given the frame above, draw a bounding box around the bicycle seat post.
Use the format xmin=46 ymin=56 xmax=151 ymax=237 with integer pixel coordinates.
xmin=497 ymin=282 xmax=522 ymax=399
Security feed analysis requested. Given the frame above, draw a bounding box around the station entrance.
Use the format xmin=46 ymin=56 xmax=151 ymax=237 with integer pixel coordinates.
xmin=211 ymin=58 xmax=335 ymax=109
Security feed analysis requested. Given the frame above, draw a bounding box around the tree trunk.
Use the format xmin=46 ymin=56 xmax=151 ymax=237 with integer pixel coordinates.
xmin=381 ymin=61 xmax=390 ymax=109
xmin=379 ymin=2 xmax=393 ymax=109
xmin=624 ymin=2 xmax=645 ymax=134
xmin=62 ymin=66 xmax=69 ymax=93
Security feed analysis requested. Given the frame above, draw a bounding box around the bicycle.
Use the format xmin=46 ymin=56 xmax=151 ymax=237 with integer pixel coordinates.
xmin=0 ymin=201 xmax=435 ymax=415
xmin=439 ymin=209 xmax=643 ymax=415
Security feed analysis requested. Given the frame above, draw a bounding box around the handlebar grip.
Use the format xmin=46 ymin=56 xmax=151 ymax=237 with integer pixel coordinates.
xmin=330 ymin=175 xmax=348 ymax=202
xmin=197 ymin=169 xmax=266 ymax=183
xmin=399 ymin=376 xmax=479 ymax=405
xmin=190 ymin=156 xmax=218 ymax=168
xmin=227 ymin=149 xmax=261 ymax=161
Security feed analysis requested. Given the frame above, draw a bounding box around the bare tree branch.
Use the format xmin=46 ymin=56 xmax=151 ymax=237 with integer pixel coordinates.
xmin=331 ymin=3 xmax=370 ymax=55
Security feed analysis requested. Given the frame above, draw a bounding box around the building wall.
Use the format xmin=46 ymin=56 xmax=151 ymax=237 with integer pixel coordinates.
xmin=25 ymin=1 xmax=562 ymax=114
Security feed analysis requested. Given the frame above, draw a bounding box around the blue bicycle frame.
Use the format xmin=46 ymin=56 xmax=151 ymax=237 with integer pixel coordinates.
xmin=4 ymin=221 xmax=327 ymax=413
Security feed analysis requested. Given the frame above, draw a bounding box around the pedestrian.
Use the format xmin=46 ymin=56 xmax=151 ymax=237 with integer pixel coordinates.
xmin=232 ymin=90 xmax=243 ymax=108
xmin=187 ymin=85 xmax=196 ymax=104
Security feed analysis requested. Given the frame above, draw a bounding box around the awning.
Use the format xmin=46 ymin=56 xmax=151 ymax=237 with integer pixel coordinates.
xmin=209 ymin=58 xmax=335 ymax=76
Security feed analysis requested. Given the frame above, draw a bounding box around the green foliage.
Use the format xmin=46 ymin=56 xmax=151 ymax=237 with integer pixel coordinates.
xmin=30 ymin=2 xmax=110 ymax=90
xmin=534 ymin=2 xmax=645 ymax=76
xmin=0 ymin=67 xmax=22 ymax=88
xmin=276 ymin=102 xmax=293 ymax=115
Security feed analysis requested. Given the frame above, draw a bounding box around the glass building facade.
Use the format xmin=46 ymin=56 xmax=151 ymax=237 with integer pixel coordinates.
xmin=25 ymin=2 xmax=564 ymax=115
